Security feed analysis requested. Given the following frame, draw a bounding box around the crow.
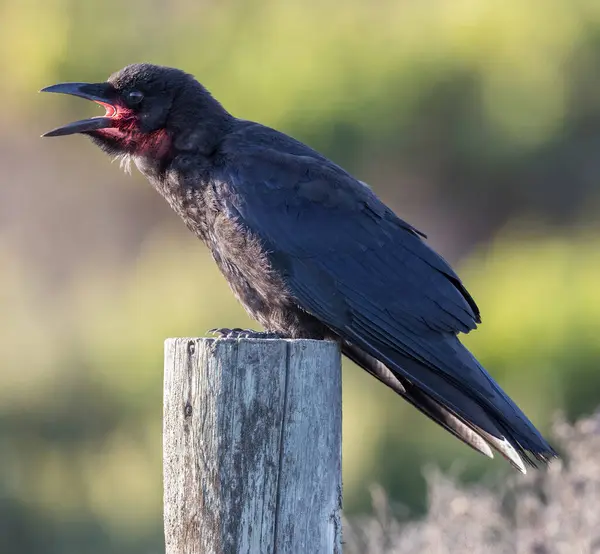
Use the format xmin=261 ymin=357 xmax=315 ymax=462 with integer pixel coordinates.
xmin=42 ymin=63 xmax=556 ymax=471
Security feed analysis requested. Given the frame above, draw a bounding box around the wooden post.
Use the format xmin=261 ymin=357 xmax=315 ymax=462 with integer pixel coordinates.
xmin=163 ymin=338 xmax=342 ymax=554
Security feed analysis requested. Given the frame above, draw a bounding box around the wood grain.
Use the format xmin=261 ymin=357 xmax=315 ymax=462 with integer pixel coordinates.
xmin=163 ymin=338 xmax=342 ymax=554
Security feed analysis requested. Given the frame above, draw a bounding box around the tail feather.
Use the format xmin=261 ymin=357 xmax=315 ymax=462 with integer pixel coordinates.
xmin=342 ymin=343 xmax=494 ymax=459
xmin=341 ymin=341 xmax=557 ymax=470
xmin=474 ymin=428 xmax=527 ymax=473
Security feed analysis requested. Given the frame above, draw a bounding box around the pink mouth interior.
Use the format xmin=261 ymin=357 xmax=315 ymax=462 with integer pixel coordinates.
xmin=95 ymin=101 xmax=117 ymax=118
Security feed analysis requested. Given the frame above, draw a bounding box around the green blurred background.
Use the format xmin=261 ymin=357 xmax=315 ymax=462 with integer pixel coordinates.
xmin=2 ymin=0 xmax=600 ymax=551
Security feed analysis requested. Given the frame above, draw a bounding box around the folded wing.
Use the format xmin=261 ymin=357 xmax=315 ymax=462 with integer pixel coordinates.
xmin=218 ymin=138 xmax=556 ymax=466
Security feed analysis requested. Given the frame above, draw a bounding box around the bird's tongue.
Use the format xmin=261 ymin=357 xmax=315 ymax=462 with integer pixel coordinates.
xmin=95 ymin=101 xmax=118 ymax=118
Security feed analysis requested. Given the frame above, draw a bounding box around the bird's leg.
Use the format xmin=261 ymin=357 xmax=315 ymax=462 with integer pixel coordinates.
xmin=208 ymin=327 xmax=287 ymax=339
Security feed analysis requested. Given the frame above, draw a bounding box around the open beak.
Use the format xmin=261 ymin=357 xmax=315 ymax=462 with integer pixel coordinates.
xmin=40 ymin=82 xmax=118 ymax=137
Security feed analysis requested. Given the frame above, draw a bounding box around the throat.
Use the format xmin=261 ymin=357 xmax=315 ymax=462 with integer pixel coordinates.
xmin=134 ymin=129 xmax=173 ymax=174
xmin=92 ymin=127 xmax=173 ymax=170
xmin=131 ymin=128 xmax=171 ymax=156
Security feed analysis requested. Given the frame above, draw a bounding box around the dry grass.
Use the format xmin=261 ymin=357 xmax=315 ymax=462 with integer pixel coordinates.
xmin=344 ymin=412 xmax=600 ymax=554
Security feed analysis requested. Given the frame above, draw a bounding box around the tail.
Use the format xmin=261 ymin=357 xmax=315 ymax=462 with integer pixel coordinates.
xmin=342 ymin=341 xmax=557 ymax=472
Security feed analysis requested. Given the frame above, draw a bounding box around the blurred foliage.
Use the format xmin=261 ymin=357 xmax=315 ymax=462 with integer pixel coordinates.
xmin=2 ymin=0 xmax=600 ymax=552
xmin=345 ymin=411 xmax=600 ymax=554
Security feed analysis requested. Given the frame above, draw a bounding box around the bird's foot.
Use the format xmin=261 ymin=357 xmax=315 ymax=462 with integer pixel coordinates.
xmin=208 ymin=327 xmax=287 ymax=340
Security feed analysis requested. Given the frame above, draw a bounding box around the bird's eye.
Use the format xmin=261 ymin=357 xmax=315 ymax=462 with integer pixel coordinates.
xmin=127 ymin=90 xmax=144 ymax=105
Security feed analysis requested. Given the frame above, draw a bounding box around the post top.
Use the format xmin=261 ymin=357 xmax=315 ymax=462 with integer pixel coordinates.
xmin=164 ymin=337 xmax=338 ymax=347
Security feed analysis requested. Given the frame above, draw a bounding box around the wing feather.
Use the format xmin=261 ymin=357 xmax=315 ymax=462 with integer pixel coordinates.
xmin=216 ymin=135 xmax=556 ymax=464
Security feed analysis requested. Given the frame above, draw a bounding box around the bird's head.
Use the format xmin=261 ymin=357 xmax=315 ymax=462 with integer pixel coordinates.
xmin=41 ymin=63 xmax=230 ymax=163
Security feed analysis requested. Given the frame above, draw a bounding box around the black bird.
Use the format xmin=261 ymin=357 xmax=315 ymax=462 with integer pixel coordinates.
xmin=42 ymin=63 xmax=556 ymax=472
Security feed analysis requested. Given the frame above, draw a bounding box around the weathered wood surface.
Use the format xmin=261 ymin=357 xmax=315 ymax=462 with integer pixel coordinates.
xmin=163 ymin=338 xmax=342 ymax=554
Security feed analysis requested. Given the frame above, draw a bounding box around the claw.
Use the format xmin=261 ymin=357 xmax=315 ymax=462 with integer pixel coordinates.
xmin=207 ymin=327 xmax=287 ymax=339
